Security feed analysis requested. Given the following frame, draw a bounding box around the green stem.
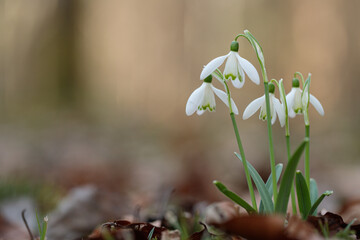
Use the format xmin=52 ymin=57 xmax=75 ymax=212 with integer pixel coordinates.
xmin=223 ymin=80 xmax=257 ymax=211
xmin=305 ymin=125 xmax=310 ymax=188
xmin=235 ymin=31 xmax=277 ymax=207
xmin=230 ymin=112 xmax=257 ymax=211
xmin=224 ymin=81 xmax=233 ymax=113
xmin=234 ymin=34 xmax=246 ymax=41
xmin=264 ymin=81 xmax=278 ymax=203
xmin=286 ymin=135 xmax=297 ymax=215
xmin=294 ymin=72 xmax=305 ymax=86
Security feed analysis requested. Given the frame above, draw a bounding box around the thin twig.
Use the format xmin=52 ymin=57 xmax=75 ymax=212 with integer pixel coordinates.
xmin=21 ymin=209 xmax=34 ymax=240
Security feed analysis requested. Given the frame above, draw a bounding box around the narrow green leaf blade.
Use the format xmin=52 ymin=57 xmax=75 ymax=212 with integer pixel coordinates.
xmin=259 ymin=164 xmax=283 ymax=213
xmin=213 ymin=180 xmax=256 ymax=214
xmin=296 ymin=171 xmax=312 ymax=219
xmin=36 ymin=211 xmax=42 ymax=237
xmin=310 ymin=178 xmax=319 ymax=205
xmin=41 ymin=220 xmax=48 ymax=240
xmin=235 ymin=153 xmax=274 ymax=213
xmin=148 ymin=227 xmax=155 ymax=240
xmin=275 ymin=139 xmax=308 ymax=214
xmin=308 ymin=190 xmax=333 ymax=216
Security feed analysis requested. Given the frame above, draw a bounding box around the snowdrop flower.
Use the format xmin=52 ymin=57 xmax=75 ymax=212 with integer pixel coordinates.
xmin=286 ymin=78 xmax=324 ymax=119
xmin=186 ymin=75 xmax=238 ymax=116
xmin=200 ymin=41 xmax=260 ymax=89
xmin=242 ymin=83 xmax=285 ymax=126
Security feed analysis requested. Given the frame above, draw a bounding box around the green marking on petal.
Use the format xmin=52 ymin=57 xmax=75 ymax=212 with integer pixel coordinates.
xmin=294 ymin=108 xmax=303 ymax=114
xmin=198 ymin=104 xmax=215 ymax=111
xmin=225 ymin=73 xmax=236 ymax=80
xmin=260 ymin=108 xmax=272 ymax=121
xmin=237 ymin=68 xmax=243 ymax=83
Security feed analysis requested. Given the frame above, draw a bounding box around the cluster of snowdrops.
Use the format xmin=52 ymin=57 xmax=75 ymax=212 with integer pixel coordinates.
xmin=185 ymin=30 xmax=332 ymax=219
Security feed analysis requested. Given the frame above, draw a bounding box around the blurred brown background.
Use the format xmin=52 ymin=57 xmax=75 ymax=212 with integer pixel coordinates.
xmin=0 ymin=0 xmax=360 ymax=210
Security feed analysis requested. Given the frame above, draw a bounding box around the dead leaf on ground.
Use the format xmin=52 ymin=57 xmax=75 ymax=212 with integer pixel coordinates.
xmin=210 ymin=214 xmax=286 ymax=240
xmin=307 ymin=211 xmax=360 ymax=239
xmin=82 ymin=220 xmax=167 ymax=240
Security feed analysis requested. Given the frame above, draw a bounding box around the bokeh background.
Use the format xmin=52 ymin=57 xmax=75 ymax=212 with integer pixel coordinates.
xmin=1 ymin=0 xmax=360 ymax=220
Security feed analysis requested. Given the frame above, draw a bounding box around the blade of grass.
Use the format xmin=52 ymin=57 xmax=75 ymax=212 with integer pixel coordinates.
xmin=296 ymin=171 xmax=312 ymax=219
xmin=213 ymin=180 xmax=256 ymax=214
xmin=148 ymin=227 xmax=155 ymax=240
xmin=308 ymin=191 xmax=333 ymax=216
xmin=310 ymin=178 xmax=319 ymax=214
xmin=275 ymin=139 xmax=308 ymax=214
xmin=40 ymin=220 xmax=47 ymax=240
xmin=310 ymin=178 xmax=318 ymax=205
xmin=235 ymin=152 xmax=274 ymax=213
xmin=259 ymin=164 xmax=283 ymax=213
xmin=36 ymin=212 xmax=42 ymax=237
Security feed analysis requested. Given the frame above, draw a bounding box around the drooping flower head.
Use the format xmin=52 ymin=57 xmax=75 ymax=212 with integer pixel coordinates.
xmin=242 ymin=83 xmax=285 ymax=127
xmin=186 ymin=75 xmax=238 ymax=116
xmin=200 ymin=41 xmax=260 ymax=89
xmin=286 ymin=78 xmax=324 ymax=123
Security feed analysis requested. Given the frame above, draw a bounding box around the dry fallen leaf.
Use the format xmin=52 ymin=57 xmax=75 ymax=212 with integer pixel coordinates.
xmin=307 ymin=211 xmax=360 ymax=239
xmin=82 ymin=220 xmax=167 ymax=240
xmin=210 ymin=214 xmax=286 ymax=240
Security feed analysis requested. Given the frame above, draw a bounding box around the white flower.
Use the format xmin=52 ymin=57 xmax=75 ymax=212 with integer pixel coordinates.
xmin=186 ymin=79 xmax=238 ymax=116
xmin=286 ymin=87 xmax=324 ymax=118
xmin=243 ymin=92 xmax=285 ymax=127
xmin=200 ymin=41 xmax=260 ymax=89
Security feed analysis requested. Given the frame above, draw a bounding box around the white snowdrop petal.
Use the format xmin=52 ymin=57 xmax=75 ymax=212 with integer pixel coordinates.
xmin=202 ymin=83 xmax=216 ymax=110
xmin=231 ymin=78 xmax=244 ymax=89
xmin=230 ymin=98 xmax=239 ymax=115
xmin=223 ymin=53 xmax=237 ymax=79
xmin=197 ymin=109 xmax=205 ymax=115
xmin=236 ymin=54 xmax=260 ymax=85
xmin=286 ymin=88 xmax=296 ymax=110
xmin=288 ymin=109 xmax=296 ymax=118
xmin=270 ymin=96 xmax=277 ymax=125
xmin=273 ymin=97 xmax=285 ymax=127
xmin=211 ymin=86 xmax=227 ymax=103
xmin=310 ymin=94 xmax=325 ymax=116
xmin=271 ymin=110 xmax=277 ymax=125
xmin=238 ymin=61 xmax=245 ymax=85
xmin=212 ymin=86 xmax=239 ymax=115
xmin=185 ymin=84 xmax=205 ymax=116
xmin=200 ymin=54 xmax=229 ymax=80
xmin=243 ymin=95 xmax=265 ymax=120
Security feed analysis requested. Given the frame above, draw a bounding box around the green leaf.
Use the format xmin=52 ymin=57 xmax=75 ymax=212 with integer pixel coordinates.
xmin=41 ymin=221 xmax=47 ymax=240
xmin=296 ymin=171 xmax=312 ymax=219
xmin=234 ymin=153 xmax=274 ymax=213
xmin=213 ymin=180 xmax=256 ymax=214
xmin=308 ymin=190 xmax=333 ymax=216
xmin=310 ymin=178 xmax=318 ymax=206
xmin=148 ymin=227 xmax=155 ymax=240
xmin=36 ymin=212 xmax=42 ymax=237
xmin=309 ymin=178 xmax=319 ymax=216
xmin=259 ymin=164 xmax=283 ymax=213
xmin=275 ymin=139 xmax=308 ymax=214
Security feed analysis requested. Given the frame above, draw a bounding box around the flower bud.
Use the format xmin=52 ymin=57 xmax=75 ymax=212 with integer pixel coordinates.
xmin=230 ymin=41 xmax=239 ymax=52
xmin=203 ymin=75 xmax=213 ymax=83
xmin=292 ymin=78 xmax=300 ymax=88
xmin=268 ymin=83 xmax=275 ymax=94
